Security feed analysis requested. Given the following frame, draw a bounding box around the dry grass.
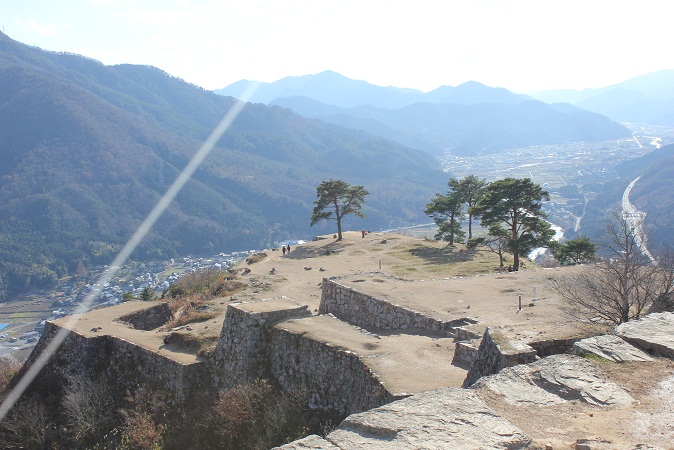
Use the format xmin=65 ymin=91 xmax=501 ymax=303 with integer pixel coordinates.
xmin=163 ymin=331 xmax=219 ymax=356
xmin=386 ymin=242 xmax=511 ymax=278
xmin=245 ymin=252 xmax=268 ymax=264
xmin=167 ymin=304 xmax=218 ymax=329
xmin=163 ymin=269 xmax=245 ymax=328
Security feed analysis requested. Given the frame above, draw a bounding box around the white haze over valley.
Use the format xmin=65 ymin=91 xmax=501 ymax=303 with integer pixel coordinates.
xmin=3 ymin=0 xmax=673 ymax=93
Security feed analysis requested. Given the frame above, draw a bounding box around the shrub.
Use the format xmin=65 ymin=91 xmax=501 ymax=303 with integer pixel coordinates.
xmin=61 ymin=375 xmax=116 ymax=445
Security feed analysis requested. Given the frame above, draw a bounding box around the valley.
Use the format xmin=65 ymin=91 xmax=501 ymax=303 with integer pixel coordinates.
xmin=439 ymin=123 xmax=674 ymax=236
xmin=4 ymin=126 xmax=670 ymax=364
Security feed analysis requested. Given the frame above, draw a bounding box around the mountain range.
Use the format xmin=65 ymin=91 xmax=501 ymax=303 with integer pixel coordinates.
xmin=1 ymin=29 xmax=671 ymax=300
xmin=216 ymin=71 xmax=631 ymax=155
xmin=530 ymin=70 xmax=674 ymax=125
xmin=0 ymin=32 xmax=448 ymax=298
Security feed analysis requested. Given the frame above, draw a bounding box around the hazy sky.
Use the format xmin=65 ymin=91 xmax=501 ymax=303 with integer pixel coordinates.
xmin=2 ymin=0 xmax=672 ymax=93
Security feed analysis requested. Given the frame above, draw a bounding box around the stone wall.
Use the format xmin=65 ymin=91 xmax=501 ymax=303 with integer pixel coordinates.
xmin=23 ymin=321 xmax=207 ymax=404
xmin=452 ymin=328 xmax=484 ymax=367
xmin=452 ymin=339 xmax=481 ymax=367
xmin=210 ymin=299 xmax=312 ymax=389
xmin=117 ymin=302 xmax=173 ymax=330
xmin=462 ymin=328 xmax=537 ymax=387
xmin=319 ymin=278 xmax=474 ymax=335
xmin=209 ymin=298 xmax=398 ymax=416
xmin=528 ymin=337 xmax=581 ymax=357
xmin=270 ymin=324 xmax=396 ymax=416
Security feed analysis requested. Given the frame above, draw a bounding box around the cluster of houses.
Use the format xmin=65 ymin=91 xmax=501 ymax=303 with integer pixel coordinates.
xmin=49 ymin=250 xmax=253 ymax=312
xmin=1 ymin=244 xmax=303 ymax=354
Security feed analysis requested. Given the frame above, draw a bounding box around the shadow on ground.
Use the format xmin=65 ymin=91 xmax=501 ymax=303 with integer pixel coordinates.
xmin=408 ymin=245 xmax=476 ymax=266
xmin=285 ymin=239 xmax=356 ymax=260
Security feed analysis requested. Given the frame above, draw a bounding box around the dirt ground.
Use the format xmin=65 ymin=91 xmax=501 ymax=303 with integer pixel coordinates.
xmin=57 ymin=230 xmax=674 ymax=448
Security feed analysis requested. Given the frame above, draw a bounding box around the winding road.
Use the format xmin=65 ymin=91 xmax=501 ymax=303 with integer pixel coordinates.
xmin=622 ymin=176 xmax=655 ymax=262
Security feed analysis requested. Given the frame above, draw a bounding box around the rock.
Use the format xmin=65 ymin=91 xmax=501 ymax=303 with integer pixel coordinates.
xmin=574 ymin=438 xmax=615 ymax=449
xmin=472 ymin=354 xmax=632 ymax=407
xmin=573 ymin=334 xmax=654 ymax=362
xmin=273 ymin=434 xmax=339 ymax=449
xmin=325 ymin=386 xmax=531 ymax=449
xmin=615 ymin=312 xmax=674 ymax=358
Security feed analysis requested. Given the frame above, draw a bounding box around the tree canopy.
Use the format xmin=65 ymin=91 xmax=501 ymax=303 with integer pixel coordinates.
xmin=425 ymin=190 xmax=465 ymax=244
xmin=551 ymin=236 xmax=597 ymax=265
xmin=473 ymin=177 xmax=554 ymax=270
xmin=424 ymin=175 xmax=487 ymax=245
xmin=310 ymin=179 xmax=368 ymax=240
xmin=451 ymin=175 xmax=487 ymax=239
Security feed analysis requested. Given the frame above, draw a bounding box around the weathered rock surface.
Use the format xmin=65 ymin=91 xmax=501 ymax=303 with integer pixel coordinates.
xmin=615 ymin=312 xmax=674 ymax=358
xmin=573 ymin=334 xmax=654 ymax=362
xmin=473 ymin=354 xmax=632 ymax=407
xmin=275 ymin=435 xmax=340 ymax=449
xmin=321 ymin=387 xmax=531 ymax=449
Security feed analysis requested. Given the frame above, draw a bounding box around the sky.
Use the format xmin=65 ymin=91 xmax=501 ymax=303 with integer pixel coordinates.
xmin=1 ymin=0 xmax=673 ymax=93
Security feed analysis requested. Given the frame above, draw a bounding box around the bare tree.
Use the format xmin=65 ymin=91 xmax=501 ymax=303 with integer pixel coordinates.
xmin=0 ymin=399 xmax=52 ymax=449
xmin=552 ymin=212 xmax=674 ymax=325
xmin=61 ymin=375 xmax=115 ymax=444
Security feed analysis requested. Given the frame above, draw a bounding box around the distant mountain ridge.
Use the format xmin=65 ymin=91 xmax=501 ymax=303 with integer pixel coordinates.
xmin=216 ymin=71 xmax=631 ymax=155
xmin=215 ymin=70 xmax=532 ymax=109
xmin=0 ymin=32 xmax=447 ymax=299
xmin=530 ymin=70 xmax=674 ymax=125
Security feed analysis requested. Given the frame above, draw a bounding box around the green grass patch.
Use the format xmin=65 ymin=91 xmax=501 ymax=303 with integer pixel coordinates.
xmin=580 ymin=352 xmax=614 ymax=365
xmin=7 ymin=312 xmax=44 ymax=319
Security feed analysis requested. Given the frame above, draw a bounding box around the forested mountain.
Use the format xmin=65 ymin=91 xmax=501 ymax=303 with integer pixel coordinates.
xmin=218 ymin=71 xmax=631 ymax=156
xmin=578 ymin=143 xmax=674 ymax=246
xmin=531 ymin=70 xmax=674 ymax=125
xmin=272 ymin=97 xmax=630 ymax=156
xmin=0 ymin=32 xmax=448 ymax=299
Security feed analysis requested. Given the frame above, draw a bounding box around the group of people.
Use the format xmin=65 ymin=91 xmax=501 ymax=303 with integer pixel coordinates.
xmin=281 ymin=244 xmax=291 ymax=256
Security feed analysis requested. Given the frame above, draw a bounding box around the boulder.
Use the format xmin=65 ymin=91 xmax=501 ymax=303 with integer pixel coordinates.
xmin=325 ymin=386 xmax=531 ymax=449
xmin=274 ymin=434 xmax=339 ymax=449
xmin=472 ymin=354 xmax=632 ymax=407
xmin=573 ymin=334 xmax=654 ymax=362
xmin=615 ymin=312 xmax=674 ymax=358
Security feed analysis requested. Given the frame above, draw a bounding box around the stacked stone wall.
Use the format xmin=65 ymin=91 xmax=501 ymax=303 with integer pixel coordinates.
xmin=319 ymin=278 xmax=473 ymax=334
xmin=117 ymin=302 xmax=173 ymax=330
xmin=452 ymin=340 xmax=481 ymax=367
xmin=22 ymin=322 xmax=207 ymax=404
xmin=528 ymin=337 xmax=580 ymax=357
xmin=462 ymin=328 xmax=537 ymax=387
xmin=210 ymin=299 xmax=398 ymax=416
xmin=210 ymin=301 xmax=312 ymax=389
xmin=269 ymin=326 xmax=396 ymax=416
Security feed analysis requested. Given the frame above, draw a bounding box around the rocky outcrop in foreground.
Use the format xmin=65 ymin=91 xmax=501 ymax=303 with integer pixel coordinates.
xmin=615 ymin=312 xmax=674 ymax=358
xmin=278 ymin=387 xmax=531 ymax=449
xmin=572 ymin=334 xmax=654 ymax=362
xmin=472 ymin=354 xmax=633 ymax=407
